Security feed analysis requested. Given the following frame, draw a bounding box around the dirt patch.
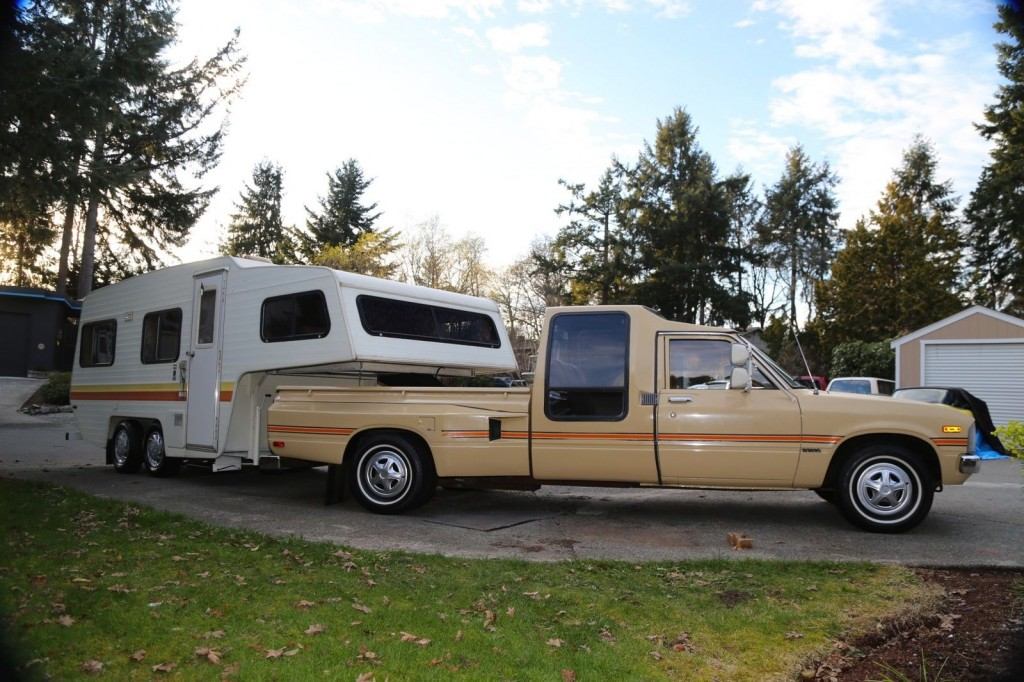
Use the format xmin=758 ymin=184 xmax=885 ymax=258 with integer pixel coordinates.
xmin=717 ymin=589 xmax=753 ymax=608
xmin=809 ymin=568 xmax=1024 ymax=681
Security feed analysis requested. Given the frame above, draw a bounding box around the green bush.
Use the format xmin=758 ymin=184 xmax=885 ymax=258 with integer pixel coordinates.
xmin=829 ymin=340 xmax=894 ymax=379
xmin=39 ymin=372 xmax=71 ymax=405
xmin=995 ymin=420 xmax=1024 ymax=459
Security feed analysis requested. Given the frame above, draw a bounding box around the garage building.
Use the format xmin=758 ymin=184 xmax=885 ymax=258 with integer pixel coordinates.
xmin=0 ymin=286 xmax=81 ymax=377
xmin=891 ymin=305 xmax=1024 ymax=426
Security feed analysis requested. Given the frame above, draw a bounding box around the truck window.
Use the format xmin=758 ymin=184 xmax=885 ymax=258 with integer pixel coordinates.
xmin=79 ymin=319 xmax=117 ymax=367
xmin=545 ymin=312 xmax=628 ymax=420
xmin=669 ymin=339 xmax=777 ymax=389
xmin=141 ymin=308 xmax=182 ymax=364
xmin=356 ymin=295 xmax=500 ymax=348
xmin=261 ymin=290 xmax=331 ymax=342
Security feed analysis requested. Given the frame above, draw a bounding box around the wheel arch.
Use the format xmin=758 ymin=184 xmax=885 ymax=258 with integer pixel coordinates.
xmin=822 ymin=433 xmax=940 ymax=491
xmin=342 ymin=427 xmax=436 ymax=474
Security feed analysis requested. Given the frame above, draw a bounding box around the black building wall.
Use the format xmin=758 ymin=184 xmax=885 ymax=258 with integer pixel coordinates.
xmin=0 ymin=288 xmax=81 ymax=376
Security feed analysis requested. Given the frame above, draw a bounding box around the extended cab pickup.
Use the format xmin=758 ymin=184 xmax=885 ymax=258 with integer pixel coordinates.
xmin=268 ymin=306 xmax=980 ymax=532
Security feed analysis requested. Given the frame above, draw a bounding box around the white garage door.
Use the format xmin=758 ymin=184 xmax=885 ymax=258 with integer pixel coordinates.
xmin=923 ymin=342 xmax=1024 ymax=426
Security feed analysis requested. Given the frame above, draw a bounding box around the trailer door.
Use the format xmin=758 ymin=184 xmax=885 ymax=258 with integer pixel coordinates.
xmin=186 ymin=270 xmax=227 ymax=451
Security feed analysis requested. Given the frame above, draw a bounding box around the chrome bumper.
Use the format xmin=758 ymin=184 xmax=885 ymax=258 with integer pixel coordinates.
xmin=959 ymin=454 xmax=981 ymax=475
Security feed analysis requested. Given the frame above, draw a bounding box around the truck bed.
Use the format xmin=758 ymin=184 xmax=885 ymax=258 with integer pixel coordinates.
xmin=267 ymin=386 xmax=532 ymax=477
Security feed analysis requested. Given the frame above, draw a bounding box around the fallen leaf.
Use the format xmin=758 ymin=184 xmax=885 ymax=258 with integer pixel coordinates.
xmin=784 ymin=631 xmax=804 ymax=640
xmin=356 ymin=673 xmax=375 ymax=682
xmin=547 ymin=638 xmax=565 ymax=648
xmin=204 ymin=629 xmax=226 ymax=639
xmin=107 ymin=584 xmax=132 ymax=593
xmin=195 ymin=647 xmax=223 ymax=664
xmin=71 ymin=577 xmax=91 ymax=583
xmin=332 ymin=549 xmax=352 ymax=560
xmin=454 ymin=629 xmax=463 ymax=642
xmin=305 ymin=623 xmax=326 ymax=636
xmin=57 ymin=614 xmax=75 ymax=627
xmin=599 ymin=627 xmax=616 ymax=643
xmin=356 ymin=645 xmax=379 ymax=662
xmin=561 ymin=669 xmax=577 ymax=681
xmin=523 ymin=591 xmax=540 ymax=600
xmin=352 ymin=602 xmax=371 ymax=614
xmin=506 ymin=607 xmax=516 ymax=617
xmin=649 ymin=650 xmax=663 ymax=661
xmin=151 ymin=662 xmax=176 ymax=673
xmin=296 ymin=600 xmax=316 ymax=609
xmin=670 ymin=632 xmax=694 ymax=653
xmin=483 ymin=609 xmax=496 ymax=630
xmin=265 ymin=648 xmax=285 ymax=659
xmin=283 ymin=648 xmax=300 ymax=657
xmin=412 ymin=565 xmax=426 ymax=574
xmin=129 ymin=649 xmax=146 ymax=662
xmin=81 ymin=659 xmax=103 ymax=674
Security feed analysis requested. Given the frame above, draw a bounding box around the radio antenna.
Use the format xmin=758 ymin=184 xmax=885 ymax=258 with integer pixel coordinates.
xmin=792 ymin=324 xmax=818 ymax=395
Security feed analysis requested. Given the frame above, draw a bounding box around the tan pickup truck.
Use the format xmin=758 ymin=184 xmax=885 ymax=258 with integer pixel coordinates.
xmin=268 ymin=306 xmax=980 ymax=532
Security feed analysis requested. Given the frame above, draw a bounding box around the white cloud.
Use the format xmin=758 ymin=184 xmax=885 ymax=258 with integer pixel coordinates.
xmin=646 ymin=0 xmax=690 ymax=19
xmin=726 ymin=120 xmax=795 ymax=179
xmin=322 ymin=0 xmax=503 ymax=23
xmin=734 ymin=17 xmax=755 ymax=28
xmin=753 ymin=0 xmax=894 ymax=69
xmin=517 ymin=0 xmax=553 ymax=13
xmin=487 ymin=23 xmax=551 ymax=52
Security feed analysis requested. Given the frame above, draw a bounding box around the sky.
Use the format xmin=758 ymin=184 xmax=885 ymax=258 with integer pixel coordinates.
xmin=171 ymin=0 xmax=1004 ymax=269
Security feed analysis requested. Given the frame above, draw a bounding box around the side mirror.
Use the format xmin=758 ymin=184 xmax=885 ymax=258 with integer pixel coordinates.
xmin=730 ymin=366 xmax=750 ymax=390
xmin=731 ymin=343 xmax=750 ymax=367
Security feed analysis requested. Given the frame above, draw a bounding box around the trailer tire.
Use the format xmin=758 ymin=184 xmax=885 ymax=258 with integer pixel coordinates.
xmin=111 ymin=422 xmax=143 ymax=473
xmin=349 ymin=433 xmax=435 ymax=514
xmin=837 ymin=443 xmax=933 ymax=533
xmin=144 ymin=427 xmax=180 ymax=478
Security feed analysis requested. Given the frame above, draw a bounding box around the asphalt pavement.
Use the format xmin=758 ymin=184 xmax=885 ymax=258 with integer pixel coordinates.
xmin=1 ymin=379 xmax=1021 ymax=566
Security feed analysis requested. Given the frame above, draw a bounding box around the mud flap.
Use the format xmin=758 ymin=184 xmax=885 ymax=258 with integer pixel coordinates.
xmin=325 ymin=464 xmax=346 ymax=506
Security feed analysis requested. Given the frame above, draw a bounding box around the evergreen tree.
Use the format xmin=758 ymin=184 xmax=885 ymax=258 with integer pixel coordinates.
xmin=758 ymin=145 xmax=840 ymax=325
xmin=622 ymin=108 xmax=750 ymax=326
xmin=2 ymin=0 xmax=245 ymax=295
xmin=223 ymin=161 xmax=298 ymax=264
xmin=817 ymin=138 xmax=963 ymax=345
xmin=305 ymin=159 xmax=381 ymax=254
xmin=553 ymin=165 xmax=634 ymax=304
xmin=966 ymin=3 xmax=1024 ymax=313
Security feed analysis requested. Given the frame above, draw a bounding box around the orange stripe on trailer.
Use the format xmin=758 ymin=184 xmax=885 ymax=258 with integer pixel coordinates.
xmin=71 ymin=390 xmax=184 ymax=402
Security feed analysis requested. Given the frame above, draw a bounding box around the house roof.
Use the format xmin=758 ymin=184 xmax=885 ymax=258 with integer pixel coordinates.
xmin=890 ymin=305 xmax=1024 ymax=349
xmin=0 ymin=286 xmax=82 ymax=311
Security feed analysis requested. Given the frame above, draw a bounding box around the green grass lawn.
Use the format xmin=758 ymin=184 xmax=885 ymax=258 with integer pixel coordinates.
xmin=0 ymin=478 xmax=938 ymax=681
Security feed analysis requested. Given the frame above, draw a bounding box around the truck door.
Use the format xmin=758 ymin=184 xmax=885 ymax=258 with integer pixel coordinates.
xmin=655 ymin=335 xmax=802 ymax=486
xmin=185 ymin=270 xmax=227 ymax=451
xmin=530 ymin=311 xmax=659 ymax=483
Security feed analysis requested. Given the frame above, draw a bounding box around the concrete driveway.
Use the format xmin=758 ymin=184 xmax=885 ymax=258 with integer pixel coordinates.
xmin=1 ymin=393 xmax=1021 ymax=566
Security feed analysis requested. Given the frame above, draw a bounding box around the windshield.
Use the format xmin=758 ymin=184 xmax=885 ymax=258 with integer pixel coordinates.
xmin=750 ymin=347 xmax=802 ymax=389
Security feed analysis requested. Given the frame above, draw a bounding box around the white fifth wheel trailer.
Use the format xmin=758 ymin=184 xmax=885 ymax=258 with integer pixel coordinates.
xmin=71 ymin=256 xmax=517 ymax=476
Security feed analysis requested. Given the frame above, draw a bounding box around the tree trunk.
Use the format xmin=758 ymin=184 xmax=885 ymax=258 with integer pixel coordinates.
xmin=55 ymin=200 xmax=76 ymax=297
xmin=77 ymin=131 xmax=106 ymax=297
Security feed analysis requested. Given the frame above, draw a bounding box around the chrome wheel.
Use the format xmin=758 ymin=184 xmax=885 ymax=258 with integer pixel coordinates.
xmin=145 ymin=430 xmax=165 ymax=471
xmin=113 ymin=428 xmax=132 ymax=467
xmin=855 ymin=462 xmax=913 ymax=516
xmin=358 ymin=445 xmax=411 ymax=503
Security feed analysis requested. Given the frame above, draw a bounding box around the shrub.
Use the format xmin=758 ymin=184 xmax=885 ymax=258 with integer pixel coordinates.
xmin=829 ymin=340 xmax=894 ymax=379
xmin=39 ymin=372 xmax=71 ymax=405
xmin=995 ymin=421 xmax=1024 ymax=459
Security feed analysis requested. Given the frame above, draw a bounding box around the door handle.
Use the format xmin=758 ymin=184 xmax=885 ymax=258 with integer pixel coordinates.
xmin=668 ymin=396 xmax=694 ymax=404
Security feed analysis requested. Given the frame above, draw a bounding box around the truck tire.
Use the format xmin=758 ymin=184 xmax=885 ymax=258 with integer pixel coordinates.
xmin=143 ymin=427 xmax=180 ymax=478
xmin=111 ymin=422 xmax=143 ymax=474
xmin=349 ymin=433 xmax=435 ymax=514
xmin=836 ymin=444 xmax=933 ymax=533
xmin=813 ymin=489 xmax=837 ymax=504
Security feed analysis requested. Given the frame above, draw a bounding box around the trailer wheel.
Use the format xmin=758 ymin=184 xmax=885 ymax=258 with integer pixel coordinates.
xmin=111 ymin=422 xmax=143 ymax=473
xmin=349 ymin=433 xmax=435 ymax=514
xmin=836 ymin=444 xmax=933 ymax=533
xmin=144 ymin=427 xmax=180 ymax=478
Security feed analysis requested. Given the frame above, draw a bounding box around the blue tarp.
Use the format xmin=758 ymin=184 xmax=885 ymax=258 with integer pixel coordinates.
xmin=976 ymin=430 xmax=1010 ymax=460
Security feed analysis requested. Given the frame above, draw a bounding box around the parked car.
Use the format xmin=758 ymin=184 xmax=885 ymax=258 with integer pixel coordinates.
xmin=796 ymin=375 xmax=828 ymax=390
xmin=827 ymin=377 xmax=895 ymax=396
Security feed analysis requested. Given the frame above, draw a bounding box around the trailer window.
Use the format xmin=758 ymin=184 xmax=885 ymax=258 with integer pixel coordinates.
xmin=545 ymin=312 xmax=629 ymax=420
xmin=356 ymin=295 xmax=500 ymax=348
xmin=261 ymin=290 xmax=331 ymax=342
xmin=79 ymin=319 xmax=116 ymax=367
xmin=141 ymin=308 xmax=182 ymax=364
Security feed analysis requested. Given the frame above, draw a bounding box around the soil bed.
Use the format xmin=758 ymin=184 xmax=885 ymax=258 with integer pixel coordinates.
xmin=814 ymin=567 xmax=1023 ymax=681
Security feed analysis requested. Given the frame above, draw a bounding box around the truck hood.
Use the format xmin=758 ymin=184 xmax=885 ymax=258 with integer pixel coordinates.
xmin=795 ymin=389 xmax=974 ymax=441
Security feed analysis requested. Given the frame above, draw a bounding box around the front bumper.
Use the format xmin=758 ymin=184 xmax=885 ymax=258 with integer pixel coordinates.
xmin=959 ymin=454 xmax=981 ymax=475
